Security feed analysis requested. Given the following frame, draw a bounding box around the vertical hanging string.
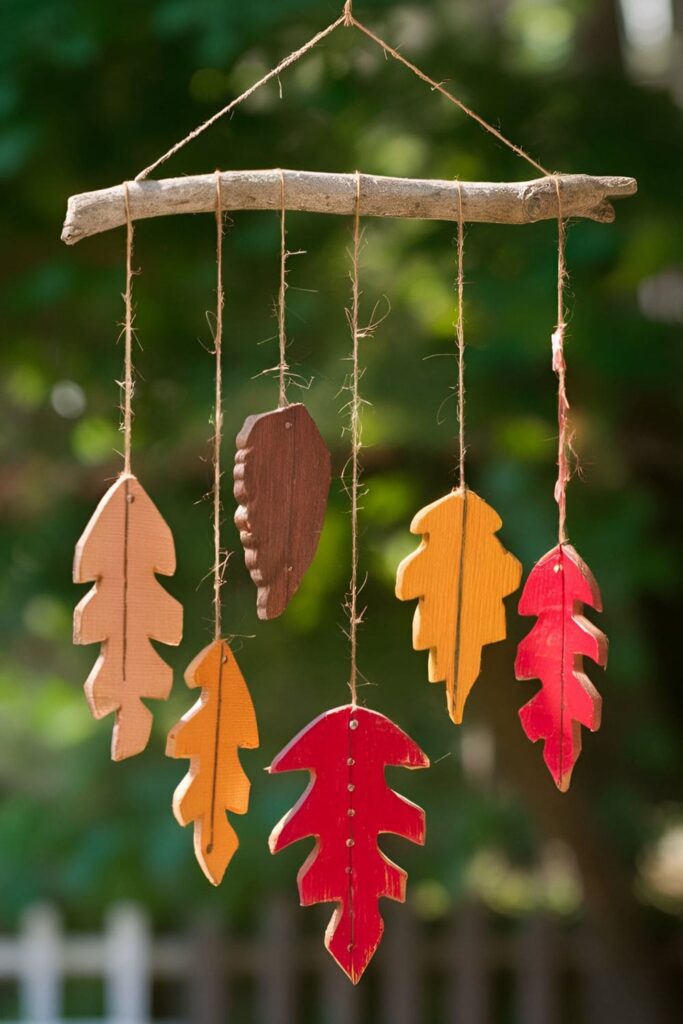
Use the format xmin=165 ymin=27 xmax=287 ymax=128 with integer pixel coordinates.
xmin=347 ymin=172 xmax=362 ymax=706
xmin=454 ymin=180 xmax=466 ymax=490
xmin=277 ymin=170 xmax=289 ymax=408
xmin=122 ymin=183 xmax=134 ymax=475
xmin=552 ymin=177 xmax=570 ymax=545
xmin=213 ymin=172 xmax=225 ymax=639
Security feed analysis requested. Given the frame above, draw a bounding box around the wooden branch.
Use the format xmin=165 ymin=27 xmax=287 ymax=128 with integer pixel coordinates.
xmin=61 ymin=170 xmax=637 ymax=244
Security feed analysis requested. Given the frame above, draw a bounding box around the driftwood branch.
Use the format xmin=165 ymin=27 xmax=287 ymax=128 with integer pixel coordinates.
xmin=62 ymin=170 xmax=637 ymax=244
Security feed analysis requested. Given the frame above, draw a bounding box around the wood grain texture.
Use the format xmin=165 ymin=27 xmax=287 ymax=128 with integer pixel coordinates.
xmin=73 ymin=473 xmax=183 ymax=760
xmin=515 ymin=543 xmax=607 ymax=792
xmin=268 ymin=704 xmax=428 ymax=984
xmin=234 ymin=403 xmax=331 ymax=620
xmin=61 ymin=171 xmax=638 ymax=244
xmin=166 ymin=638 xmax=259 ymax=885
xmin=396 ymin=488 xmax=521 ymax=724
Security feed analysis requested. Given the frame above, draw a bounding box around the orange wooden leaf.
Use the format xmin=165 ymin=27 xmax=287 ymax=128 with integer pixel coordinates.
xmin=396 ymin=488 xmax=521 ymax=724
xmin=233 ymin=403 xmax=331 ymax=619
xmin=73 ymin=473 xmax=183 ymax=760
xmin=166 ymin=639 xmax=259 ymax=885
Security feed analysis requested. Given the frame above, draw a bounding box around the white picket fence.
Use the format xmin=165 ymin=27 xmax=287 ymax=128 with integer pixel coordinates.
xmin=0 ymin=905 xmax=157 ymax=1024
xmin=0 ymin=900 xmax=671 ymax=1023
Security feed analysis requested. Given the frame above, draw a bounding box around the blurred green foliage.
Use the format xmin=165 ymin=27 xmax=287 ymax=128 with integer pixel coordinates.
xmin=0 ymin=0 xmax=681 ymax=944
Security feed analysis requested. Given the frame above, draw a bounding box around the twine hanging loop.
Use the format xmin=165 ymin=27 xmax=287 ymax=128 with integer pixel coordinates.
xmin=277 ymin=170 xmax=290 ymax=408
xmin=551 ymin=176 xmax=572 ymax=545
xmin=122 ymin=183 xmax=135 ymax=475
xmin=347 ymin=171 xmax=363 ymax=706
xmin=454 ymin=180 xmax=466 ymax=490
xmin=213 ymin=172 xmax=226 ymax=638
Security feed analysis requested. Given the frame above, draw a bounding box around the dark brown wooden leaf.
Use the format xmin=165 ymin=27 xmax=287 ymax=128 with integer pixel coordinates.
xmin=233 ymin=403 xmax=331 ymax=620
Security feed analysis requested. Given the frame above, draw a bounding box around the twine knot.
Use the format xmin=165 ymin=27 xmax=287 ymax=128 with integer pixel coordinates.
xmin=343 ymin=1 xmax=353 ymax=27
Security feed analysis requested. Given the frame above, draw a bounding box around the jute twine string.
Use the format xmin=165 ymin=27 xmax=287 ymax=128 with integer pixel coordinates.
xmin=135 ymin=16 xmax=348 ymax=182
xmin=122 ymin=183 xmax=135 ymax=475
xmin=347 ymin=171 xmax=363 ymax=706
xmin=454 ymin=179 xmax=466 ymax=490
xmin=135 ymin=4 xmax=549 ymax=183
xmin=345 ymin=7 xmax=549 ymax=177
xmin=551 ymin=176 xmax=572 ymax=545
xmin=277 ymin=170 xmax=290 ymax=408
xmin=213 ymin=172 xmax=226 ymax=639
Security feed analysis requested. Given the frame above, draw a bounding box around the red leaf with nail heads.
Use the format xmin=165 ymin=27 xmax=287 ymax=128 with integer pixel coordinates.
xmin=268 ymin=705 xmax=428 ymax=983
xmin=515 ymin=544 xmax=608 ymax=791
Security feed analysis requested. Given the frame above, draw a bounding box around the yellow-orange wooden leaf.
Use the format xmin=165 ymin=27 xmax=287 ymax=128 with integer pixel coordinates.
xmin=396 ymin=488 xmax=521 ymax=724
xmin=166 ymin=639 xmax=259 ymax=886
xmin=73 ymin=473 xmax=183 ymax=761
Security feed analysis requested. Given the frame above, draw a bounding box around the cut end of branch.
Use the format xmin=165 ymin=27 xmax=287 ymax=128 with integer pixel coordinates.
xmin=590 ymin=200 xmax=616 ymax=224
xmin=62 ymin=210 xmax=84 ymax=245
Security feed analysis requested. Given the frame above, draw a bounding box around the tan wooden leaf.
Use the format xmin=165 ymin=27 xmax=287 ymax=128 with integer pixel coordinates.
xmin=73 ymin=473 xmax=183 ymax=760
xmin=396 ymin=488 xmax=521 ymax=724
xmin=166 ymin=639 xmax=259 ymax=886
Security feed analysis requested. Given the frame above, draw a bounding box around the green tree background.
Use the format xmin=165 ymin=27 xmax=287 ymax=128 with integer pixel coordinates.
xmin=0 ymin=0 xmax=681 ymax=1014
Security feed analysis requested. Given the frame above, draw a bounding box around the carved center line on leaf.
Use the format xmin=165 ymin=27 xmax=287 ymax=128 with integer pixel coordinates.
xmin=452 ymin=488 xmax=469 ymax=712
xmin=207 ymin=644 xmax=225 ymax=852
xmin=122 ymin=477 xmax=130 ymax=683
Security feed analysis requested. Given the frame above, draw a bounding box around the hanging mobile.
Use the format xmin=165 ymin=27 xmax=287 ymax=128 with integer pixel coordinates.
xmin=73 ymin=185 xmax=183 ymax=761
xmin=61 ymin=0 xmax=636 ymax=894
xmin=395 ymin=185 xmax=522 ymax=725
xmin=166 ymin=176 xmax=259 ymax=884
xmin=514 ymin=187 xmax=608 ymax=792
xmin=268 ymin=176 xmax=429 ymax=984
xmin=234 ymin=171 xmax=332 ymax=620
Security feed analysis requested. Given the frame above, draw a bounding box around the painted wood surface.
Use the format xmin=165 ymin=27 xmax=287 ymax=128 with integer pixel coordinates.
xmin=268 ymin=704 xmax=429 ymax=984
xmin=395 ymin=488 xmax=521 ymax=724
xmin=166 ymin=638 xmax=259 ymax=885
xmin=514 ymin=543 xmax=608 ymax=792
xmin=73 ymin=473 xmax=183 ymax=760
xmin=234 ymin=403 xmax=331 ymax=620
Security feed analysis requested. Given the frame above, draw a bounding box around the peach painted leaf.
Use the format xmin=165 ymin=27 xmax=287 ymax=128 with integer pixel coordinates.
xmin=514 ymin=543 xmax=608 ymax=791
xmin=73 ymin=474 xmax=183 ymax=760
xmin=268 ymin=705 xmax=428 ymax=983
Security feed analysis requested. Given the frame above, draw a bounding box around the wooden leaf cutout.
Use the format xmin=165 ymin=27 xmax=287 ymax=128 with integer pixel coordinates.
xmin=73 ymin=473 xmax=183 ymax=760
xmin=515 ymin=543 xmax=607 ymax=792
xmin=166 ymin=639 xmax=259 ymax=885
xmin=234 ymin=403 xmax=331 ymax=620
xmin=268 ymin=704 xmax=428 ymax=983
xmin=396 ymin=488 xmax=521 ymax=724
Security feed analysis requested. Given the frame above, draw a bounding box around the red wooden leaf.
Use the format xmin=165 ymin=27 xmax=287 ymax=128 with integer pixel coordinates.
xmin=268 ymin=705 xmax=429 ymax=983
xmin=514 ymin=543 xmax=608 ymax=791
